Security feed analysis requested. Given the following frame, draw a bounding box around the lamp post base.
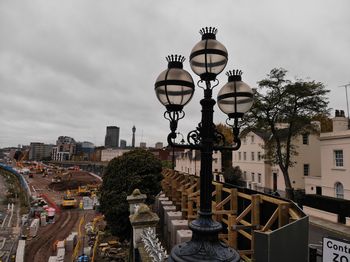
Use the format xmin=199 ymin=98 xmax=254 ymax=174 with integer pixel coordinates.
xmin=168 ymin=216 xmax=240 ymax=262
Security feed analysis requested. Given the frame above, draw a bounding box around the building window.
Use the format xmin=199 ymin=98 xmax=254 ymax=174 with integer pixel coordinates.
xmin=303 ymin=164 xmax=310 ymax=176
xmin=334 ymin=150 xmax=344 ymax=167
xmin=302 ymin=133 xmax=309 ymax=145
xmin=238 ymin=152 xmax=241 ymax=161
xmin=251 ymin=152 xmax=255 ymax=161
xmin=243 ymin=152 xmax=246 ymax=160
xmin=258 ymin=152 xmax=262 ymax=161
xmin=316 ymin=186 xmax=322 ymax=195
xmin=335 ymin=182 xmax=344 ymax=199
xmin=243 ymin=137 xmax=247 ymax=144
xmin=251 ymin=135 xmax=255 ymax=144
xmin=243 ymin=171 xmax=247 ymax=180
xmin=251 ymin=172 xmax=255 ymax=182
xmin=258 ymin=173 xmax=261 ymax=183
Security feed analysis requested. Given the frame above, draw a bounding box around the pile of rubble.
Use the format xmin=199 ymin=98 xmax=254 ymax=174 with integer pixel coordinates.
xmin=48 ymin=171 xmax=100 ymax=191
xmin=97 ymin=239 xmax=129 ymax=261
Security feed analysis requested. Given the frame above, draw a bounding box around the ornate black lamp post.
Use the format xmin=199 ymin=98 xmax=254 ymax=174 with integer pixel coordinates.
xmin=154 ymin=27 xmax=254 ymax=262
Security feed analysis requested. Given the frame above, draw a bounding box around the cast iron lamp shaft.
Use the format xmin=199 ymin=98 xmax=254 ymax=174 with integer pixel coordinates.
xmin=199 ymin=81 xmax=215 ymax=215
xmin=168 ymin=80 xmax=240 ymax=262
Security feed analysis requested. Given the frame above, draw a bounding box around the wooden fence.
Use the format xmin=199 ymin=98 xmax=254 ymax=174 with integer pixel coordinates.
xmin=161 ymin=169 xmax=305 ymax=262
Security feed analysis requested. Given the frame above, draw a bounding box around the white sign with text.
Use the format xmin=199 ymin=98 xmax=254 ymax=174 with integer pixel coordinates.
xmin=323 ymin=236 xmax=350 ymax=262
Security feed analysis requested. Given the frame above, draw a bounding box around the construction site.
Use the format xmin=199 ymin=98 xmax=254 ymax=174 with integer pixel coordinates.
xmin=0 ymin=161 xmax=114 ymax=262
xmin=2 ymin=160 xmax=311 ymax=262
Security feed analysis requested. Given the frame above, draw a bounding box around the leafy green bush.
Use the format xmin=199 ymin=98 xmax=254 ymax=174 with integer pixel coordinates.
xmin=99 ymin=149 xmax=163 ymax=240
xmin=223 ymin=166 xmax=244 ymax=186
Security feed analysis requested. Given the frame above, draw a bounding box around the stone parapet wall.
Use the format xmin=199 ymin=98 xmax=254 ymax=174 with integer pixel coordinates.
xmin=303 ymin=205 xmax=338 ymax=223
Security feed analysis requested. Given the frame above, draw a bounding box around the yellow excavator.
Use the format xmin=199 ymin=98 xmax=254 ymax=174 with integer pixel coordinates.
xmin=61 ymin=190 xmax=77 ymax=208
xmin=52 ymin=170 xmax=71 ymax=183
xmin=77 ymin=186 xmax=90 ymax=196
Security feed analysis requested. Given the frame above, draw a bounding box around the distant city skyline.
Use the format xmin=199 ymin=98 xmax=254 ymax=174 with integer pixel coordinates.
xmin=104 ymin=126 xmax=120 ymax=148
xmin=1 ymin=125 xmax=163 ymax=149
xmin=1 ymin=0 xmax=349 ymax=148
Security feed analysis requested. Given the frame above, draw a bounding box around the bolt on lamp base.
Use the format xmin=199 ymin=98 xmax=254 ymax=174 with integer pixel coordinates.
xmin=168 ymin=216 xmax=240 ymax=262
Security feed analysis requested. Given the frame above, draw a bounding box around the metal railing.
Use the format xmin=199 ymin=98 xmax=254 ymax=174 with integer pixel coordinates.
xmin=161 ymin=169 xmax=306 ymax=261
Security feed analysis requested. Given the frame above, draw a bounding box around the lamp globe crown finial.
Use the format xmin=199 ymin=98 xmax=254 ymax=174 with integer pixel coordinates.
xmin=199 ymin=26 xmax=218 ymax=40
xmin=166 ymin=54 xmax=186 ymax=69
xmin=226 ymin=69 xmax=243 ymax=82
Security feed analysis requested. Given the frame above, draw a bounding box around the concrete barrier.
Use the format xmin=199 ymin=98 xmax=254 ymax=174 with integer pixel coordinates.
xmin=176 ymin=230 xmax=192 ymax=245
xmin=303 ymin=206 xmax=338 ymax=223
xmin=56 ymin=248 xmax=65 ymax=262
xmin=15 ymin=240 xmax=25 ymax=262
xmin=159 ymin=200 xmax=173 ymax=231
xmin=65 ymin=232 xmax=78 ymax=251
xmin=163 ymin=206 xmax=176 ymax=244
xmin=48 ymin=256 xmax=57 ymax=262
xmin=166 ymin=211 xmax=182 ymax=249
xmin=170 ymin=220 xmax=189 ymax=248
xmin=155 ymin=194 xmax=168 ymax=214
xmin=57 ymin=241 xmax=65 ymax=249
xmin=29 ymin=219 xmax=40 ymax=237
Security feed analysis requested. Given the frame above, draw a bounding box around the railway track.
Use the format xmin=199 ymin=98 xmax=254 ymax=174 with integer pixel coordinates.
xmin=0 ymin=204 xmax=19 ymax=262
xmin=25 ymin=210 xmax=81 ymax=262
xmin=1 ymin=204 xmax=14 ymax=229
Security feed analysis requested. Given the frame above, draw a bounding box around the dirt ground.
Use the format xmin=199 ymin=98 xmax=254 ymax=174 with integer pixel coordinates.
xmin=48 ymin=170 xmax=101 ymax=191
xmin=24 ymin=170 xmax=102 ymax=262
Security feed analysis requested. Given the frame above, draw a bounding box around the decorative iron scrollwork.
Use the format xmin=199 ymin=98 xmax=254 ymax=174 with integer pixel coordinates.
xmin=187 ymin=127 xmax=202 ymax=146
xmin=164 ymin=110 xmax=185 ymax=134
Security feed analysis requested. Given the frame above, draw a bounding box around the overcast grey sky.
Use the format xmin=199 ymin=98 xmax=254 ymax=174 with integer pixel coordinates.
xmin=1 ymin=0 xmax=349 ymax=148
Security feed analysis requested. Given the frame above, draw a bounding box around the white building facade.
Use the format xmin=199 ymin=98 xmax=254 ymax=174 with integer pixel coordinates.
xmin=175 ymin=150 xmax=222 ymax=177
xmin=232 ymin=131 xmax=269 ymax=191
xmin=52 ymin=136 xmax=76 ymax=161
xmin=305 ymin=111 xmax=350 ymax=199
xmin=234 ymin=127 xmax=321 ymax=195
xmin=101 ymin=148 xmax=131 ymax=162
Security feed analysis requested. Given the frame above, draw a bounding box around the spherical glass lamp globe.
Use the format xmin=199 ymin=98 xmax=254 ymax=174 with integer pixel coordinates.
xmin=217 ymin=70 xmax=254 ymax=119
xmin=154 ymin=55 xmax=195 ymax=112
xmin=189 ymin=27 xmax=228 ymax=81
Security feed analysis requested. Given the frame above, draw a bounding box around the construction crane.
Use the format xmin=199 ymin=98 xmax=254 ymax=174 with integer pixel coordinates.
xmin=15 ymin=150 xmax=29 ymax=169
